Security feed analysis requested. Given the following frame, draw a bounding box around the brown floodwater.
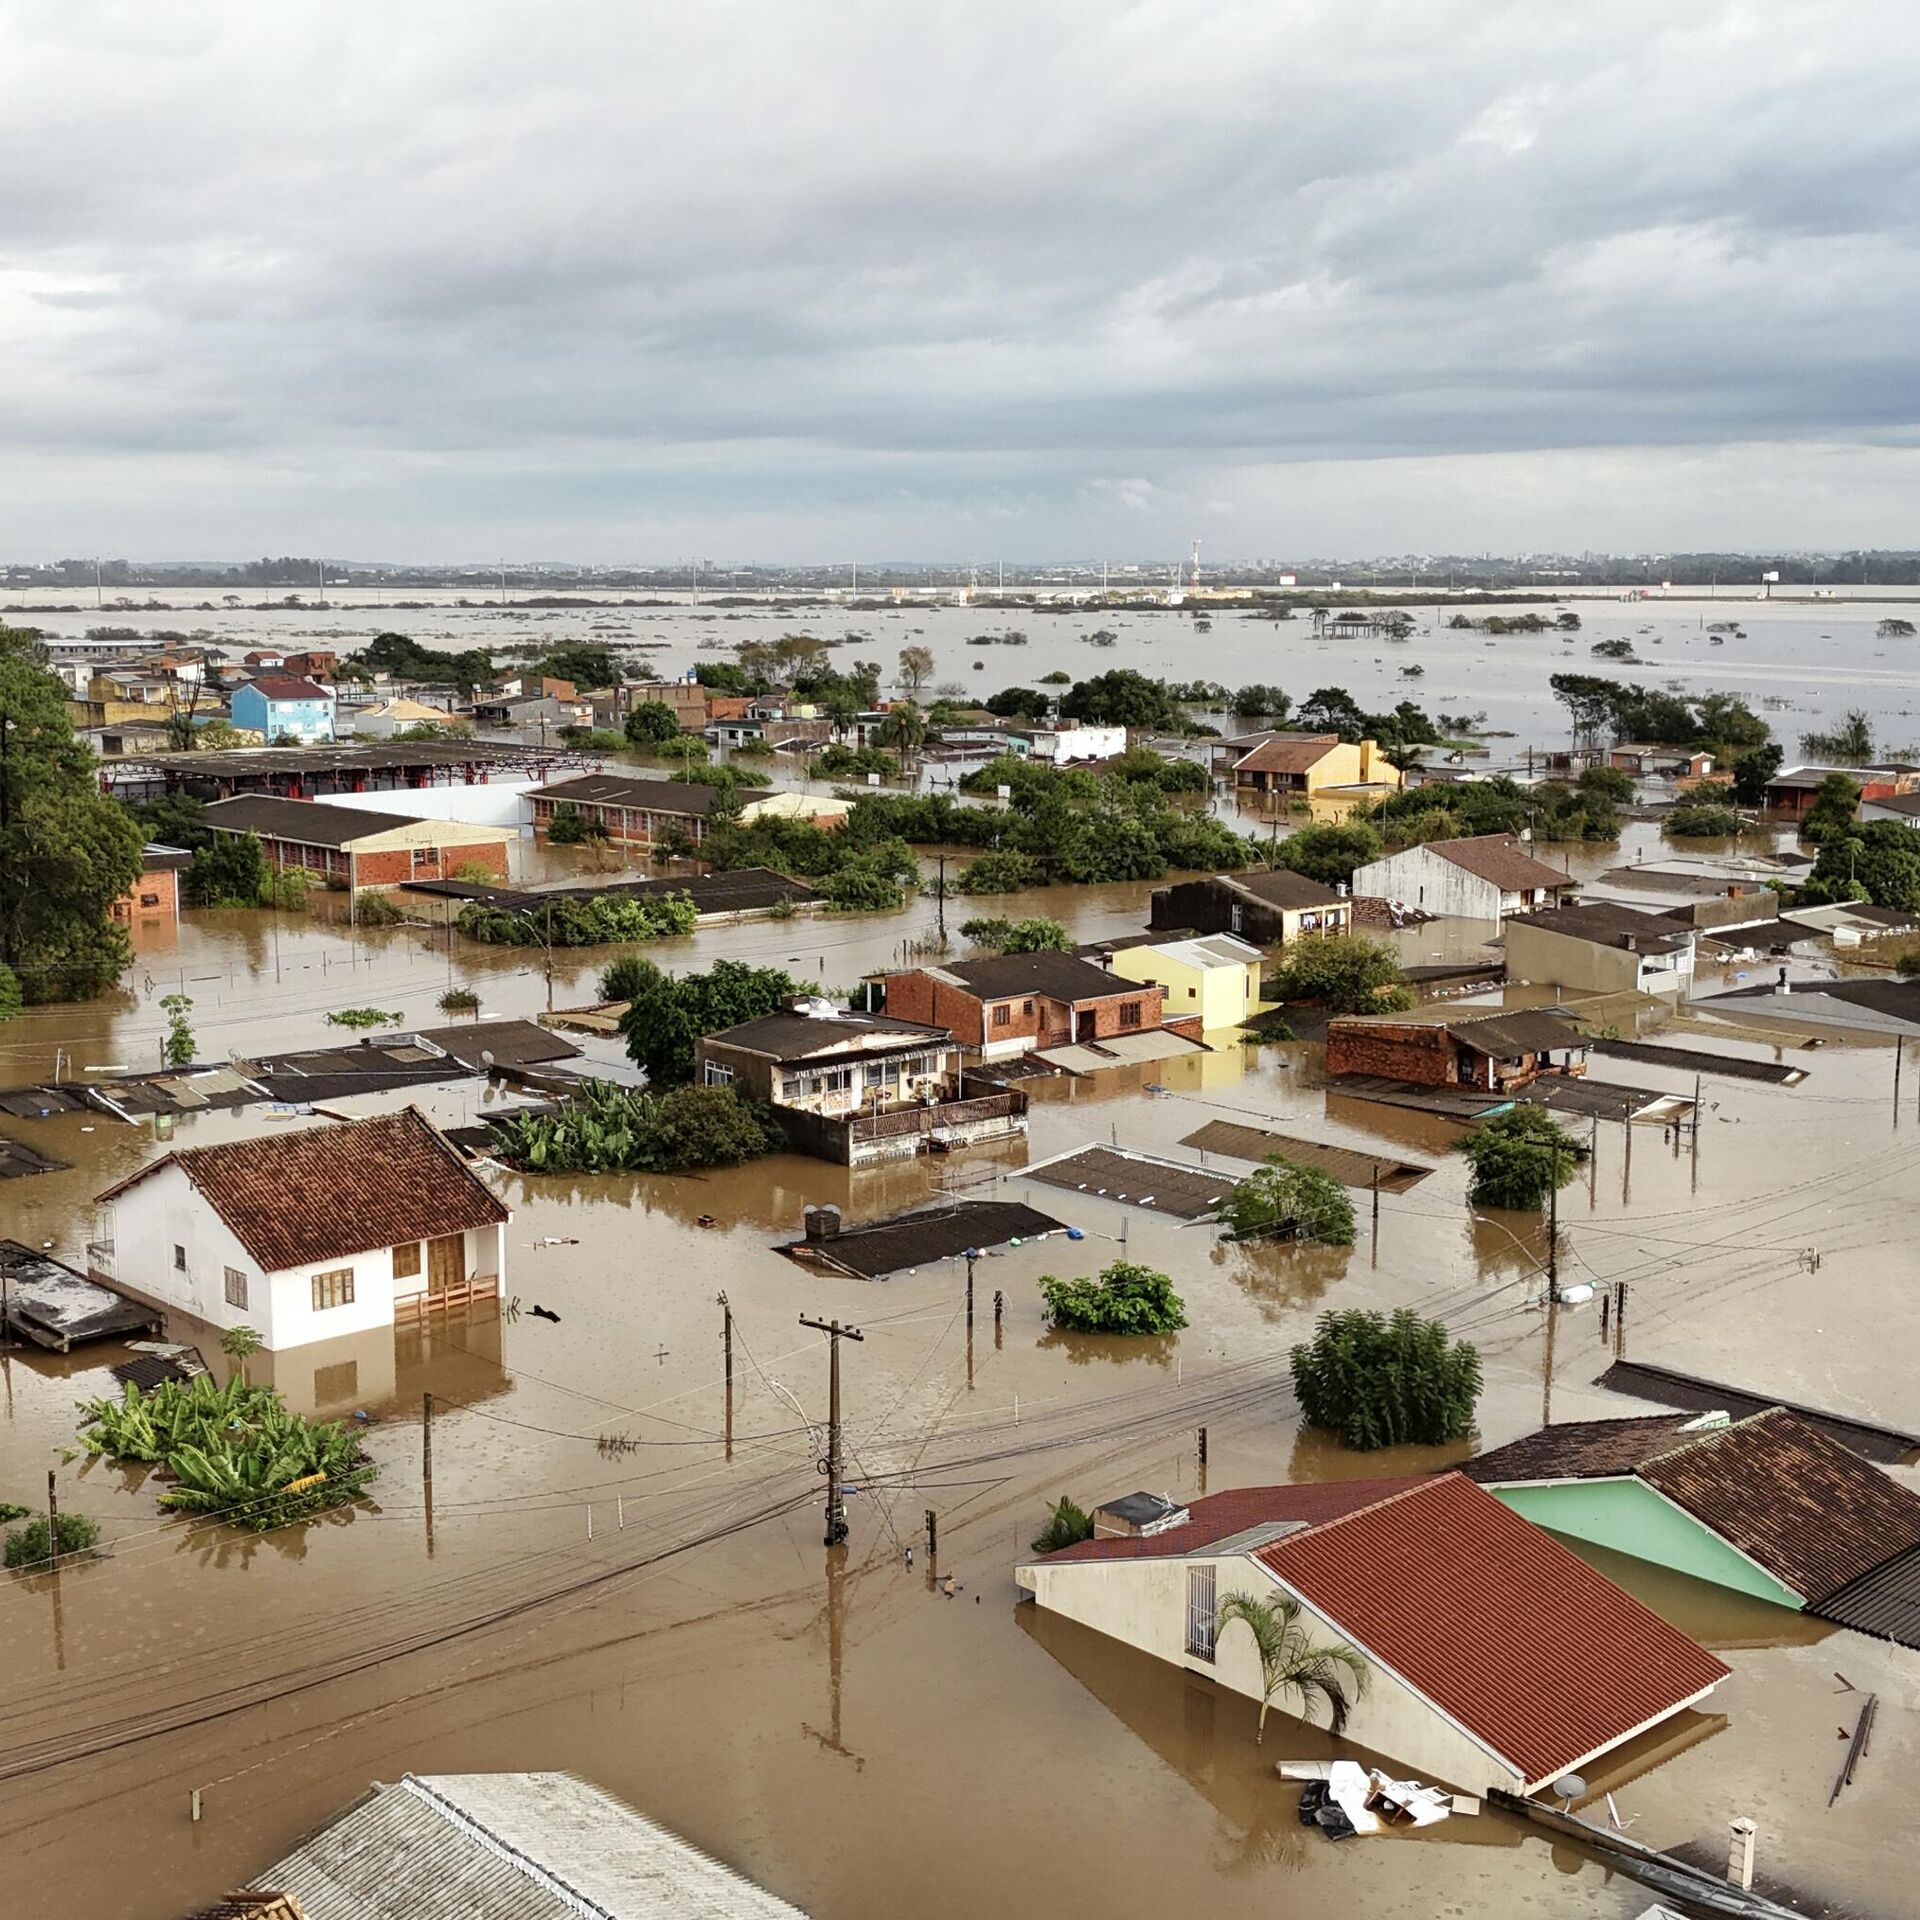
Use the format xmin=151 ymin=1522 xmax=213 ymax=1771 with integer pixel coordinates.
xmin=2 ymin=842 xmax=1917 ymax=1919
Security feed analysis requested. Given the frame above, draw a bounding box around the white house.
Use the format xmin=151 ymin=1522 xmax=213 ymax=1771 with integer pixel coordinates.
xmin=1350 ymin=832 xmax=1575 ymax=925
xmin=89 ymin=1108 xmax=510 ymax=1350
xmin=1018 ymin=1473 xmax=1727 ymax=1796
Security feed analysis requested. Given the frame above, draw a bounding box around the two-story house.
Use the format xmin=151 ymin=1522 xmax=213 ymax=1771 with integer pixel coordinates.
xmin=231 ymin=674 xmax=336 ymax=744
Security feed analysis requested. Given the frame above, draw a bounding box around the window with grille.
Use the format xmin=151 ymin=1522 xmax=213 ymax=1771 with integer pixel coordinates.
xmin=1186 ymin=1564 xmax=1217 ymax=1659
xmin=311 ymin=1268 xmax=356 ymax=1312
xmin=173 ymin=1244 xmax=187 ymax=1272
xmin=392 ymin=1241 xmax=422 ymax=1280
xmin=223 ymin=1267 xmax=248 ymax=1309
xmin=1121 ymin=1002 xmax=1143 ymax=1028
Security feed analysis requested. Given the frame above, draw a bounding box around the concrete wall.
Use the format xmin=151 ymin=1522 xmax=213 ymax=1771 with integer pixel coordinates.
xmin=1107 ymin=947 xmax=1260 ymax=1029
xmin=1022 ymin=1552 xmax=1523 ymax=1794
xmin=1351 ymin=846 xmax=1503 ymax=921
xmin=315 ymin=785 xmax=538 ymax=832
xmin=1504 ymin=923 xmax=1693 ymax=996
xmin=1486 ymin=1479 xmax=1804 ymax=1609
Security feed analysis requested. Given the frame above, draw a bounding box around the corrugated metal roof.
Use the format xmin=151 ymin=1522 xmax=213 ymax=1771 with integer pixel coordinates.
xmin=1258 ymin=1475 xmax=1729 ymax=1787
xmin=244 ymin=1773 xmax=809 ymax=1919
xmin=1031 ymin=1028 xmax=1206 ymax=1072
xmin=779 ymin=1200 xmax=1065 ymax=1280
xmin=1811 ymin=1543 xmax=1920 ymax=1649
xmin=1179 ymin=1119 xmax=1433 ymax=1192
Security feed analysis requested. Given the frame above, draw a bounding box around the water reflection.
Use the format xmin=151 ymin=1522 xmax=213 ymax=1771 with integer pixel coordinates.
xmin=1213 ymin=1240 xmax=1348 ymax=1323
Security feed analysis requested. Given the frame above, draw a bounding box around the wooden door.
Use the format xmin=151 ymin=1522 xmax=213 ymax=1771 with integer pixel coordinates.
xmin=426 ymin=1234 xmax=465 ymax=1296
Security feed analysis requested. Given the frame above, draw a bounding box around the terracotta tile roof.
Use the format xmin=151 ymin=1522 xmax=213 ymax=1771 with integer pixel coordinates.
xmin=1037 ymin=1478 xmax=1422 ymax=1564
xmin=1257 ymin=1474 xmax=1728 ymax=1786
xmin=1636 ymin=1410 xmax=1920 ymax=1604
xmin=1424 ymin=833 xmax=1574 ymax=893
xmin=1232 ymin=734 xmax=1340 ymax=776
xmin=1462 ymin=1414 xmax=1705 ymax=1483
xmin=244 ymin=675 xmax=333 ymax=702
xmin=97 ymin=1109 xmax=509 ymax=1274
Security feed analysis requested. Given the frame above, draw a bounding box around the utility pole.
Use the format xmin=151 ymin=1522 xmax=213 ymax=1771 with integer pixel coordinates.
xmin=46 ymin=1469 xmax=59 ymax=1573
xmin=964 ymin=1247 xmax=978 ymax=1389
xmin=422 ymin=1392 xmax=435 ymax=1556
xmin=719 ymin=1291 xmax=734 ymax=1460
xmin=1541 ymin=1179 xmax=1560 ymax=1428
xmin=1613 ymin=1280 xmax=1629 ymax=1359
xmin=799 ymin=1316 xmax=864 ymax=1547
xmin=935 ymin=854 xmax=948 ymax=943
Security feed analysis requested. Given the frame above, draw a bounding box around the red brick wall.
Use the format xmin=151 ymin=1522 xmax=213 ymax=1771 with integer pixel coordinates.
xmin=882 ymin=973 xmax=1167 ymax=1050
xmin=115 ymin=867 xmax=179 ymax=923
xmin=347 ymin=842 xmax=509 ymax=886
xmin=1325 ymin=1020 xmax=1458 ymax=1085
xmin=882 ymin=972 xmax=987 ymax=1046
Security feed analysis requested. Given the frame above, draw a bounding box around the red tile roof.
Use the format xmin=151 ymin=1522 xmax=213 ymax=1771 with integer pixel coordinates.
xmin=245 ymin=675 xmax=333 ymax=702
xmin=97 ymin=1108 xmax=509 ymax=1273
xmin=1039 ymin=1478 xmax=1419 ymax=1564
xmin=1257 ymin=1475 xmax=1728 ymax=1786
xmin=1232 ymin=734 xmax=1341 ymax=777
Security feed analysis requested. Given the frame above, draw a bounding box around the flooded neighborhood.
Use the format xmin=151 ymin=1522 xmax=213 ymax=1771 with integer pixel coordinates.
xmin=2 ymin=586 xmax=1919 ymax=1919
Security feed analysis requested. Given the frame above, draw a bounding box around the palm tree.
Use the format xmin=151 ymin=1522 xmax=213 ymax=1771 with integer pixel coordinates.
xmin=220 ymin=1323 xmax=263 ymax=1386
xmin=877 ymin=699 xmax=927 ymax=772
xmin=1215 ymin=1590 xmax=1369 ymax=1744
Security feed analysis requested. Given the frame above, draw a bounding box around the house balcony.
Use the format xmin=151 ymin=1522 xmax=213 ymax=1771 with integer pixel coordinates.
xmin=394 ymin=1272 xmax=501 ymax=1320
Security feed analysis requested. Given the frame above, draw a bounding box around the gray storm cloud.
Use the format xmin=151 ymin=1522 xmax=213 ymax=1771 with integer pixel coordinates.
xmin=2 ymin=0 xmax=1917 ymax=556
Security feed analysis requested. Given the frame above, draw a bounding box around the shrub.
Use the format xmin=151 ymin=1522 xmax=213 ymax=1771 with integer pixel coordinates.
xmin=1038 ymin=1260 xmax=1188 ymax=1335
xmin=4 ymin=1511 xmax=102 ymax=1570
xmin=437 ymin=988 xmax=482 ymax=1014
xmin=620 ymin=960 xmax=807 ymax=1084
xmin=959 ymin=915 xmax=1071 ymax=953
xmin=1290 ymin=1309 xmax=1481 ymax=1450
xmin=1664 ymin=802 xmax=1744 ymax=837
xmin=810 ymin=743 xmax=901 ymax=780
xmin=654 ymin=733 xmax=710 ymax=762
xmin=1031 ymin=1496 xmax=1095 ymax=1554
xmin=185 ymin=832 xmax=271 ymax=907
xmin=490 ymin=1080 xmax=784 ymax=1173
xmin=1277 ymin=822 xmax=1381 ymax=886
xmin=600 ymin=954 xmax=659 ymax=1003
xmin=324 ymin=1006 xmax=404 ymax=1030
xmin=353 ymin=890 xmax=405 ymax=926
xmin=1459 ymin=1106 xmax=1580 ymax=1209
xmin=730 ymin=734 xmax=777 ymax=757
xmin=957 ymin=849 xmax=1041 ymax=894
xmin=260 ymin=865 xmax=310 ymax=910
xmin=457 ymin=892 xmax=698 ymax=947
xmin=546 ymin=801 xmax=606 ymax=843
xmin=1217 ymin=1159 xmax=1356 ymax=1247
xmin=1268 ymin=934 xmax=1413 ymax=1013
xmin=624 ymin=701 xmax=683 ymax=746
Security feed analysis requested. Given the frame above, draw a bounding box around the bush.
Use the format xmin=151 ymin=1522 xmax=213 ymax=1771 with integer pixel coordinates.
xmin=624 ymin=701 xmax=682 ymax=746
xmin=959 ymin=915 xmax=1071 ymax=953
xmin=620 ymin=960 xmax=807 ymax=1085
xmin=490 ymin=1080 xmax=784 ymax=1173
xmin=600 ymin=954 xmax=658 ymax=1003
xmin=78 ymin=1375 xmax=376 ymax=1529
xmin=185 ymin=832 xmax=272 ymax=907
xmin=1459 ymin=1107 xmax=1580 ymax=1209
xmin=546 ymin=801 xmax=606 ymax=844
xmin=561 ymin=727 xmax=628 ymax=752
xmin=457 ymin=892 xmax=699 ymax=947
xmin=1278 ymin=822 xmax=1381 ymax=886
xmin=730 ymin=734 xmax=777 ymax=757
xmin=654 ymin=733 xmax=709 ymax=763
xmin=810 ymin=743 xmax=901 ymax=780
xmin=437 ymin=988 xmax=481 ymax=1014
xmin=4 ymin=1511 xmax=102 ymax=1570
xmin=1039 ymin=1260 xmax=1188 ymax=1335
xmin=1290 ymin=1309 xmax=1482 ymax=1450
xmin=324 ymin=1006 xmax=405 ymax=1031
xmin=1031 ymin=1496 xmax=1095 ymax=1555
xmin=354 ymin=889 xmax=405 ymax=926
xmin=1664 ymin=802 xmax=1744 ymax=837
xmin=1217 ymin=1159 xmax=1356 ymax=1247
xmin=1576 ymin=765 xmax=1636 ymax=803
xmin=1268 ymin=934 xmax=1413 ymax=1013
xmin=957 ymin=849 xmax=1041 ymax=894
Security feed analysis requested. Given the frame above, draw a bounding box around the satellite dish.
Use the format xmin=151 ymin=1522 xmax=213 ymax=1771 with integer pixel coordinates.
xmin=1551 ymin=1774 xmax=1587 ymax=1809
xmin=480 ymin=1050 xmax=495 ymax=1069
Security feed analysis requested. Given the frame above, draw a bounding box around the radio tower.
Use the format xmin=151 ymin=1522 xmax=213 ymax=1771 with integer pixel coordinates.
xmin=1189 ymin=539 xmax=1202 ymax=591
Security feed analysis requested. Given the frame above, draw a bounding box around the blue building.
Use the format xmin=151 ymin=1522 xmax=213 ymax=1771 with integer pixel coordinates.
xmin=231 ymin=674 xmax=336 ymax=744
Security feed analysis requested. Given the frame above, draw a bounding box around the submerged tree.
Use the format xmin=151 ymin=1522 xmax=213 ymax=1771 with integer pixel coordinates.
xmin=1458 ymin=1107 xmax=1580 ymax=1210
xmin=1217 ymin=1159 xmax=1356 ymax=1247
xmin=1038 ymin=1261 xmax=1188 ymax=1335
xmin=1215 ymin=1591 xmax=1370 ymax=1743
xmin=1291 ymin=1308 xmax=1481 ymax=1450
xmin=1030 ymin=1496 xmax=1095 ymax=1555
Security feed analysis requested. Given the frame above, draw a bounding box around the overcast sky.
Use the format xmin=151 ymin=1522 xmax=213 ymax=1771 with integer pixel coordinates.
xmin=5 ymin=1 xmax=1918 ymax=562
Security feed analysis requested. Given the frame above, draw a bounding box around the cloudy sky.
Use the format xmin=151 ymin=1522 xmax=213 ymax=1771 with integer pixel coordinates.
xmin=5 ymin=1 xmax=1918 ymax=562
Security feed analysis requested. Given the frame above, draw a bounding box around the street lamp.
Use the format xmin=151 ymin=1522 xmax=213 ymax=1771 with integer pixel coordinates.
xmin=511 ymin=905 xmax=556 ymax=1012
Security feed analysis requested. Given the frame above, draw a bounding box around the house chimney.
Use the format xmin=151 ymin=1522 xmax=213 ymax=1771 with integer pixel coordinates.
xmin=804 ymin=1204 xmax=843 ymax=1241
xmin=1727 ymin=1818 xmax=1757 ymax=1892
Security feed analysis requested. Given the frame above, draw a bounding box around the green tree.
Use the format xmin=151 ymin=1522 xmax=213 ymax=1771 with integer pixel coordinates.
xmin=1215 ymin=1591 xmax=1369 ymax=1743
xmin=1729 ymin=742 xmax=1784 ymax=807
xmin=123 ymin=790 xmax=213 ymax=852
xmin=1575 ymin=764 xmax=1636 ymax=803
xmin=619 ymin=960 xmax=807 ymax=1085
xmin=1664 ymin=800 xmax=1744 ymax=837
xmin=1268 ymin=934 xmax=1412 ymax=1013
xmin=983 ymin=686 xmax=1051 ymax=722
xmin=874 ymin=700 xmax=927 ymax=766
xmin=489 ymin=1079 xmax=784 ymax=1173
xmin=546 ymin=801 xmax=606 ymax=844
xmin=160 ymin=992 xmax=195 ymax=1068
xmin=0 ymin=962 xmax=20 ymax=1025
xmin=1798 ymin=771 xmax=1861 ymax=844
xmin=185 ymin=832 xmax=272 ymax=906
xmin=1458 ymin=1106 xmax=1580 ymax=1209
xmin=897 ymin=645 xmax=935 ymax=695
xmin=956 ymin=849 xmax=1041 ymax=894
xmin=1232 ymin=685 xmax=1291 ymax=718
xmin=0 ymin=625 xmax=143 ymax=1003
xmin=623 ymin=701 xmax=682 ymax=746
xmin=1801 ymin=710 xmax=1876 ymax=764
xmin=1030 ymin=1496 xmax=1094 ymax=1555
xmin=958 ymin=915 xmax=1071 ymax=953
xmin=1290 ymin=1308 xmax=1482 ymax=1450
xmin=1277 ymin=822 xmax=1381 ymax=886
xmin=219 ymin=1323 xmax=263 ymax=1386
xmin=1218 ymin=1159 xmax=1356 ymax=1247
xmin=1038 ymin=1260 xmax=1187 ymax=1334
xmin=1295 ymin=687 xmax=1369 ymax=740
xmin=1058 ymin=669 xmax=1184 ymax=731
xmin=1803 ymin=821 xmax=1920 ymax=910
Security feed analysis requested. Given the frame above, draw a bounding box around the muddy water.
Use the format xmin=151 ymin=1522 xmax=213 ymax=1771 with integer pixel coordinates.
xmin=4 ymin=849 xmax=1920 ymax=1916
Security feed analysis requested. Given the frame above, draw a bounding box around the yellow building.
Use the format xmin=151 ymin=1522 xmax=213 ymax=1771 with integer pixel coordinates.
xmin=1104 ymin=934 xmax=1266 ymax=1030
xmin=1226 ymin=734 xmax=1402 ymax=808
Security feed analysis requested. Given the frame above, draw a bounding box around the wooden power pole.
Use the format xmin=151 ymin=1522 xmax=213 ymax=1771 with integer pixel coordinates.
xmin=799 ymin=1315 xmax=864 ymax=1546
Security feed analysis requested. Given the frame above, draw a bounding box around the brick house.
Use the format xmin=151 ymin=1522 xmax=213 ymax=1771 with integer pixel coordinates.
xmin=1148 ymin=869 xmax=1352 ymax=945
xmin=1325 ymin=1005 xmax=1589 ymax=1091
xmin=528 ymin=773 xmax=771 ymax=847
xmin=882 ymin=952 xmax=1179 ymax=1060
xmin=113 ymin=844 xmax=192 ymax=926
xmin=200 ymin=795 xmax=511 ymax=890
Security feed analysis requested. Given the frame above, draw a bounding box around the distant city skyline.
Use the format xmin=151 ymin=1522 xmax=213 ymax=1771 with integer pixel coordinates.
xmin=6 ymin=5 xmax=1919 ymax=558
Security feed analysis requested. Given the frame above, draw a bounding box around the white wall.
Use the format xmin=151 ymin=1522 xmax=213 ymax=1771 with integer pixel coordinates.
xmin=1032 ymin=724 xmax=1127 ymax=763
xmin=1351 ymin=846 xmax=1503 ymax=921
xmin=98 ymin=1169 xmax=507 ymax=1351
xmin=313 ymin=785 xmax=537 ymax=832
xmin=1023 ymin=1551 xmax=1524 ymax=1793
